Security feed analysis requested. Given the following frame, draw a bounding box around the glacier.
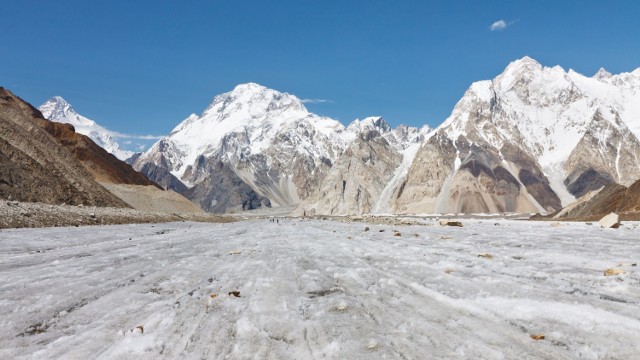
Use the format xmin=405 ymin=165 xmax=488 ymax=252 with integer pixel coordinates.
xmin=1 ymin=218 xmax=639 ymax=358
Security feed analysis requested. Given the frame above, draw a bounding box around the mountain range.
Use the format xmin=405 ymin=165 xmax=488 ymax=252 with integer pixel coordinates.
xmin=37 ymin=57 xmax=640 ymax=215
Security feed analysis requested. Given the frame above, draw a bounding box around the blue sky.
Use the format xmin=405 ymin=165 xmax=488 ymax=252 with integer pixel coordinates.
xmin=2 ymin=1 xmax=639 ymax=151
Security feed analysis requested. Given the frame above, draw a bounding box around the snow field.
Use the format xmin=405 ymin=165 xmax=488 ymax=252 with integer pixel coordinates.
xmin=0 ymin=219 xmax=639 ymax=359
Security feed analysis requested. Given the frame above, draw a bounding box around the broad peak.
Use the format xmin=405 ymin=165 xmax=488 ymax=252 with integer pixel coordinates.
xmin=504 ymin=56 xmax=543 ymax=74
xmin=202 ymin=83 xmax=308 ymax=117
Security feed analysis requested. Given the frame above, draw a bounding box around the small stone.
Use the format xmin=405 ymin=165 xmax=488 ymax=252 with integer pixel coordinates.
xmin=336 ymin=301 xmax=348 ymax=311
xmin=478 ymin=253 xmax=493 ymax=259
xmin=135 ymin=325 xmax=144 ymax=334
xmin=530 ymin=334 xmax=545 ymax=340
xmin=364 ymin=227 xmax=369 ymax=232
xmin=228 ymin=291 xmax=241 ymax=297
xmin=604 ymin=268 xmax=624 ymax=276
xmin=394 ymin=232 xmax=401 ymax=237
xmin=366 ymin=339 xmax=378 ymax=350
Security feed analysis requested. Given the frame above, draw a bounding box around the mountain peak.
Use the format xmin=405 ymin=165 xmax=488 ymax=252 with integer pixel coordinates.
xmin=231 ymin=82 xmax=268 ymax=94
xmin=41 ymin=96 xmax=75 ymax=115
xmin=502 ymin=56 xmax=543 ymax=75
xmin=593 ymin=67 xmax=613 ymax=80
xmin=203 ymin=83 xmax=307 ymax=117
xmin=48 ymin=95 xmax=70 ymax=105
xmin=347 ymin=116 xmax=392 ymax=134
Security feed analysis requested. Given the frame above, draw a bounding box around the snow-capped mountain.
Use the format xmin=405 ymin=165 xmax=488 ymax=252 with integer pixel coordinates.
xmin=133 ymin=83 xmax=425 ymax=213
xmin=134 ymin=58 xmax=640 ymax=215
xmin=39 ymin=97 xmax=134 ymax=160
xmin=387 ymin=57 xmax=640 ymax=215
xmin=134 ymin=83 xmax=347 ymax=212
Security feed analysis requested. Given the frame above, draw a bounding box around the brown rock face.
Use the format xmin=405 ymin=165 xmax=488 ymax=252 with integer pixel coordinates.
xmin=554 ymin=179 xmax=640 ymax=220
xmin=0 ymin=88 xmax=129 ymax=207
xmin=38 ymin=120 xmax=159 ymax=187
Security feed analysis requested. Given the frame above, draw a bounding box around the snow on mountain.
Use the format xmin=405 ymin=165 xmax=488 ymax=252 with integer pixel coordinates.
xmin=429 ymin=56 xmax=640 ymax=209
xmin=157 ymin=83 xmax=347 ymax=182
xmin=135 ymin=83 xmax=427 ymax=213
xmin=345 ymin=116 xmax=429 ymax=150
xmin=39 ymin=97 xmax=134 ymax=160
xmin=134 ymin=58 xmax=640 ymax=216
xmin=134 ymin=83 xmax=353 ymax=212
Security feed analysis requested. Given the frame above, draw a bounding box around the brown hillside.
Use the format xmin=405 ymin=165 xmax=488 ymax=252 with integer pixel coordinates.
xmin=554 ymin=180 xmax=640 ymax=221
xmin=37 ymin=119 xmax=160 ymax=187
xmin=0 ymin=87 xmax=129 ymax=207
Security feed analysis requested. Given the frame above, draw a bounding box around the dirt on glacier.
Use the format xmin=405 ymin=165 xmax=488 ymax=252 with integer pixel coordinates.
xmin=0 ymin=200 xmax=235 ymax=229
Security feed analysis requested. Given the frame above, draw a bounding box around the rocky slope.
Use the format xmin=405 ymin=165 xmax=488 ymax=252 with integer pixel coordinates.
xmin=37 ymin=116 xmax=158 ymax=187
xmin=295 ymin=129 xmax=403 ymax=215
xmin=1 ymin=88 xmax=201 ymax=214
xmin=552 ymin=179 xmax=640 ymax=221
xmin=39 ymin=97 xmax=134 ymax=160
xmin=0 ymin=88 xmax=129 ymax=207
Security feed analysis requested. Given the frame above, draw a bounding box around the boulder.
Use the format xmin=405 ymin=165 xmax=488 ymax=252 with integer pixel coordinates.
xmin=439 ymin=220 xmax=463 ymax=227
xmin=599 ymin=212 xmax=620 ymax=228
xmin=604 ymin=268 xmax=624 ymax=276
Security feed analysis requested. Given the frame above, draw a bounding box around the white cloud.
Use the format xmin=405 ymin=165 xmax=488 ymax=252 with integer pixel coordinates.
xmin=110 ymin=131 xmax=164 ymax=140
xmin=490 ymin=20 xmax=508 ymax=31
xmin=300 ymin=98 xmax=333 ymax=104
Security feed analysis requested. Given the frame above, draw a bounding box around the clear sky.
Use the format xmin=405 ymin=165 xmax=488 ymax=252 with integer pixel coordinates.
xmin=2 ymin=1 xmax=639 ymax=151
